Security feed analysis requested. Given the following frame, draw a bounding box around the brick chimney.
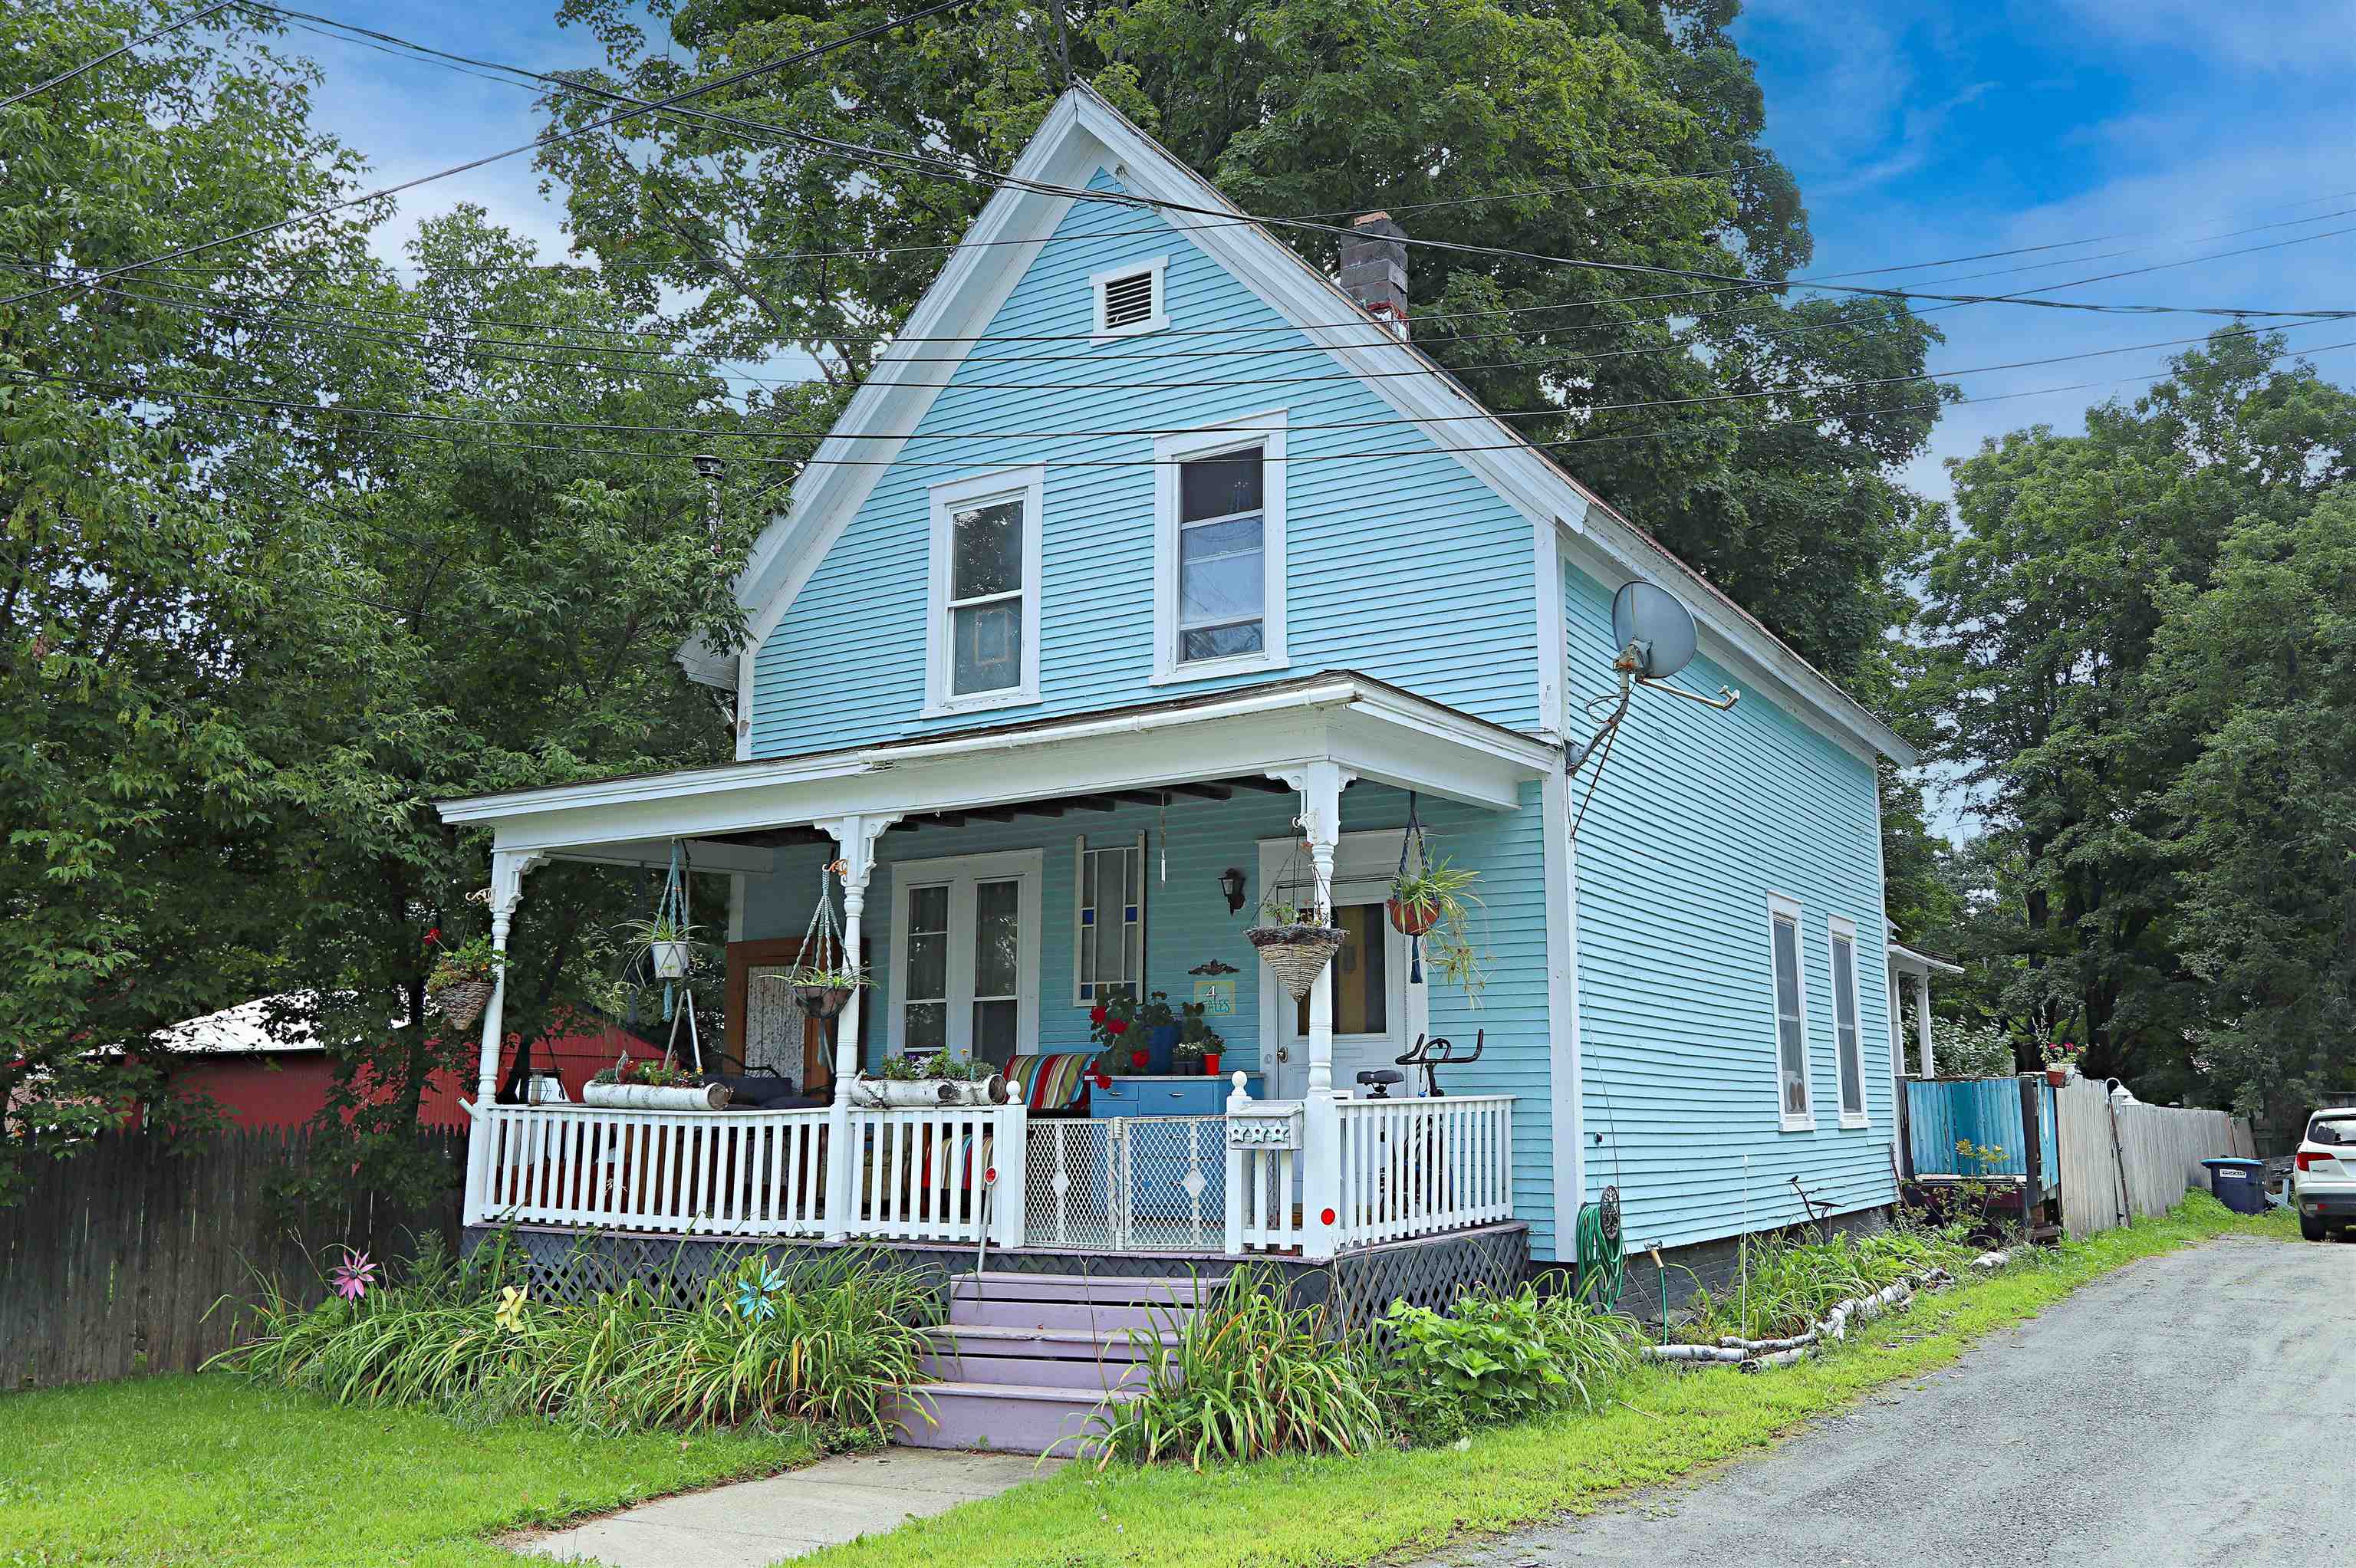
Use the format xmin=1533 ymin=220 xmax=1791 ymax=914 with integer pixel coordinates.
xmin=1338 ymin=212 xmax=1408 ymax=339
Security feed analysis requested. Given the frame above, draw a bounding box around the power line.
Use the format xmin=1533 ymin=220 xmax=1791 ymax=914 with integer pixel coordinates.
xmin=24 ymin=318 xmax=2351 ymax=456
xmin=0 ymin=0 xmax=237 ymax=110
xmin=0 ymin=0 xmax=974 ymax=311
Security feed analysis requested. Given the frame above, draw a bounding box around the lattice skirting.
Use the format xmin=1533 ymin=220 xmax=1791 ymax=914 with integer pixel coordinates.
xmin=464 ymin=1221 xmax=1530 ymax=1328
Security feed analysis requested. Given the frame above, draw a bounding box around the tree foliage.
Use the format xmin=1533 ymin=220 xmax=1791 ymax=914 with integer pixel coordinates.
xmin=1914 ymin=328 xmax=2356 ymax=1124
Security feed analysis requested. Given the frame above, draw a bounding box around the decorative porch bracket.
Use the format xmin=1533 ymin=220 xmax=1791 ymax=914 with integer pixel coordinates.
xmin=814 ymin=812 xmax=900 ymax=1241
xmin=1269 ymin=759 xmax=1353 ymax=1263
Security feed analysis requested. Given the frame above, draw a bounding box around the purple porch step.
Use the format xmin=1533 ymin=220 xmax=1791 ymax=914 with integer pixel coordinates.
xmin=949 ymin=1270 xmax=1229 ymax=1308
xmin=920 ymin=1323 xmax=1168 ymax=1391
xmin=950 ymin=1295 xmax=1178 ymax=1333
xmin=890 ymin=1380 xmax=1136 ymax=1458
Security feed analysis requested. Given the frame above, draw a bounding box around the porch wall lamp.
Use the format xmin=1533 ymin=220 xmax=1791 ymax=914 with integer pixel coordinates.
xmin=1218 ymin=867 xmax=1247 ymax=915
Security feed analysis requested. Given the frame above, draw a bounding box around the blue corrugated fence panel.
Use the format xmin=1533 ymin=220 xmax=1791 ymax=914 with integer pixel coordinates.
xmin=1907 ymin=1079 xmax=2035 ymax=1178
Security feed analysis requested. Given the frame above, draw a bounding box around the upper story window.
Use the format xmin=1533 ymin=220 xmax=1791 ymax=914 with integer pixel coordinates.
xmin=1768 ymin=893 xmax=1814 ymax=1131
xmin=1151 ymin=412 xmax=1288 ymax=685
xmin=1091 ymin=255 xmax=1168 ymax=339
xmin=924 ymin=467 xmax=1044 ymax=716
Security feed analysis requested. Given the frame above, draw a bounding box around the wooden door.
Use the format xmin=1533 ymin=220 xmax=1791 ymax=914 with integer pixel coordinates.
xmin=726 ymin=938 xmax=870 ymax=1096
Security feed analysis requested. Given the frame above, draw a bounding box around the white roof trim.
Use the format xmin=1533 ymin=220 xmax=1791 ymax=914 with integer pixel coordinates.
xmin=716 ymin=84 xmax=1912 ymax=768
xmin=1887 ymin=942 xmax=1965 ymax=976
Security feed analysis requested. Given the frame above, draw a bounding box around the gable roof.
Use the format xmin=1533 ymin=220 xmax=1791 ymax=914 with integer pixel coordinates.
xmin=712 ymin=84 xmax=1913 ymax=768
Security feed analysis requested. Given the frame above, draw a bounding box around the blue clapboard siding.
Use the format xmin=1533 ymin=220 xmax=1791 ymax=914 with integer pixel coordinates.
xmin=1905 ymin=1078 xmax=2059 ymax=1192
xmin=1567 ymin=563 xmax=1898 ymax=1249
xmin=739 ymin=781 xmax=1567 ymax=1257
xmin=748 ymin=168 xmax=1540 ymax=756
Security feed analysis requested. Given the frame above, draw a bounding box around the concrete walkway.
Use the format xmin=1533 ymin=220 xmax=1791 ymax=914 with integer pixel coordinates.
xmin=515 ymin=1448 xmax=1066 ymax=1566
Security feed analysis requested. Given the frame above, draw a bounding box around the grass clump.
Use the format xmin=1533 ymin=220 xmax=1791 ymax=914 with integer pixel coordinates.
xmin=209 ymin=1237 xmax=937 ymax=1438
xmin=1092 ymin=1267 xmax=1384 ymax=1468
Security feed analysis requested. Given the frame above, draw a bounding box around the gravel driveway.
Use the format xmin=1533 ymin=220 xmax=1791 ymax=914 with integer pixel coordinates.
xmin=1415 ymin=1235 xmax=2345 ymax=1568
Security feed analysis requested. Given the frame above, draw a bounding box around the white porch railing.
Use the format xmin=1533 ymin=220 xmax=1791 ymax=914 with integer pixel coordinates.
xmin=466 ymin=1086 xmax=1509 ymax=1257
xmin=1334 ymin=1095 xmax=1515 ymax=1247
xmin=470 ymin=1103 xmax=832 ymax=1238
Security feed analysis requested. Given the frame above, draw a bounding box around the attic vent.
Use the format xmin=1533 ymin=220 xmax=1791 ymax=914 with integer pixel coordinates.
xmin=1091 ymin=255 xmax=1169 ymax=339
xmin=1102 ymin=270 xmax=1155 ymax=327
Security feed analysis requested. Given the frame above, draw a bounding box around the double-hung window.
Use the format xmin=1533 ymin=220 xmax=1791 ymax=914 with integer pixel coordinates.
xmin=1152 ymin=413 xmax=1286 ymax=683
xmin=1768 ymin=894 xmax=1814 ymax=1129
xmin=1829 ymin=915 xmax=1868 ymax=1126
xmin=925 ymin=467 xmax=1044 ymax=715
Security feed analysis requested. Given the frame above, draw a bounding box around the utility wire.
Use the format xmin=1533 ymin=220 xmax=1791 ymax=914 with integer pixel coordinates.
xmin=0 ymin=0 xmax=973 ymax=311
xmin=24 ymin=312 xmax=2344 ymax=446
xmin=0 ymin=1 xmax=236 ymax=110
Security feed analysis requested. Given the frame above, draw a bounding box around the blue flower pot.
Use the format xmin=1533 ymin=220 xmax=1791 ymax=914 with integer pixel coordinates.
xmin=1148 ymin=1024 xmax=1181 ymax=1074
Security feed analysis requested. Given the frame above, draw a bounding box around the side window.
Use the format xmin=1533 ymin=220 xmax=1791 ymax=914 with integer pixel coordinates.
xmin=1830 ymin=917 xmax=1867 ymax=1126
xmin=925 ymin=468 xmax=1044 ymax=715
xmin=1769 ymin=895 xmax=1813 ymax=1129
xmin=1152 ymin=414 xmax=1287 ymax=683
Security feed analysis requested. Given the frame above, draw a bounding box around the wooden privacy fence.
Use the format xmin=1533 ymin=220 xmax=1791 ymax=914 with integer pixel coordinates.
xmin=2054 ymin=1078 xmax=2256 ymax=1240
xmin=0 ymin=1128 xmax=462 ymax=1389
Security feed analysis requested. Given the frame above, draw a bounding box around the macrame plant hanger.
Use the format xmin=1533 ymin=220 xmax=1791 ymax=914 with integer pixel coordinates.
xmin=791 ymin=860 xmax=854 ymax=1019
xmin=617 ymin=841 xmax=704 ymax=1080
xmin=1395 ymin=791 xmax=1434 ymax=985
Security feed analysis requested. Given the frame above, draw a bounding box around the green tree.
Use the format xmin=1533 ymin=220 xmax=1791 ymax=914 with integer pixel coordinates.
xmin=1917 ymin=329 xmax=2356 ymax=1097
xmin=0 ymin=1 xmax=377 ymax=1196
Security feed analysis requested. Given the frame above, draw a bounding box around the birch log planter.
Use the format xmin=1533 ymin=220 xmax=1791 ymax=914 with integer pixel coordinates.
xmin=849 ymin=1075 xmax=1009 ymax=1108
xmin=583 ymin=1081 xmax=732 ymax=1111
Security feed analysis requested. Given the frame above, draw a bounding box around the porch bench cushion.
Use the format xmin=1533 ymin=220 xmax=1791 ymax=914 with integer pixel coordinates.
xmin=1007 ymin=1053 xmax=1094 ymax=1113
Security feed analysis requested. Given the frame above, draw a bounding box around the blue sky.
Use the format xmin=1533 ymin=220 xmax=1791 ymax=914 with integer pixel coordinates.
xmin=283 ymin=0 xmax=2356 ymax=508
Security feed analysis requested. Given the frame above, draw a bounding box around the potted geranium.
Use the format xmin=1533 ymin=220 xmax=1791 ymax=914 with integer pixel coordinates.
xmin=584 ymin=1058 xmax=730 ymax=1111
xmin=1247 ymin=898 xmax=1347 ymax=1001
xmin=1088 ymin=988 xmax=1141 ymax=1075
xmin=850 ymin=1050 xmax=1007 ymax=1108
xmin=423 ymin=927 xmax=502 ymax=1033
xmin=2041 ymin=1039 xmax=2084 ymax=1088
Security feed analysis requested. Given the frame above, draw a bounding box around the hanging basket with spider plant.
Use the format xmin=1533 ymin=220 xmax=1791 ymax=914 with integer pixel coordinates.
xmin=772 ymin=965 xmax=867 ymax=1020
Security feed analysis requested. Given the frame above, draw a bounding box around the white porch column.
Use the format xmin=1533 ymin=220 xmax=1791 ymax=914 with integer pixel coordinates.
xmin=1913 ymin=970 xmax=1936 ymax=1077
xmin=1282 ymin=761 xmax=1351 ymax=1262
xmin=817 ymin=813 xmax=898 ymax=1241
xmin=473 ymin=849 xmax=545 ymax=1100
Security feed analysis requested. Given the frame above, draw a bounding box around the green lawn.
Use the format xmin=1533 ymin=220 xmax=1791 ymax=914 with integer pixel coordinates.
xmin=0 ymin=1200 xmax=2290 ymax=1568
xmin=0 ymin=1376 xmax=819 ymax=1566
xmin=805 ymin=1198 xmax=2296 ymax=1568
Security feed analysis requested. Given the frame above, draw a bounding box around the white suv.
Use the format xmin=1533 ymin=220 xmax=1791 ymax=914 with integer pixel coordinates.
xmin=2294 ymin=1109 xmax=2356 ymax=1241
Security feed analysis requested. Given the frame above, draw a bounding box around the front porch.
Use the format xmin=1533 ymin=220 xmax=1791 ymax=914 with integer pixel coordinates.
xmin=443 ymin=674 xmax=1560 ymax=1274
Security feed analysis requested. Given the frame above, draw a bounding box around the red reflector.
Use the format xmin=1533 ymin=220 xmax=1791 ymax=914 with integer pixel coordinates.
xmin=1319 ymin=1208 xmax=1337 ymax=1226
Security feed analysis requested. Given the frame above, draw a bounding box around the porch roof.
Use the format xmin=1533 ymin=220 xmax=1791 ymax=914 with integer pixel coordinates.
xmin=436 ymin=670 xmax=1558 ymax=864
xmin=1887 ymin=942 xmax=1965 ymax=978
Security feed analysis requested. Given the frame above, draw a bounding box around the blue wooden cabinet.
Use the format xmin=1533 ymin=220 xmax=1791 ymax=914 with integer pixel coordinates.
xmin=1088 ymin=1073 xmax=1261 ymax=1118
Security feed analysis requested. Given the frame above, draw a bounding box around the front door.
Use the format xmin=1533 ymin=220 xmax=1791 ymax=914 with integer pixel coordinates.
xmin=886 ymin=849 xmax=1045 ymax=1072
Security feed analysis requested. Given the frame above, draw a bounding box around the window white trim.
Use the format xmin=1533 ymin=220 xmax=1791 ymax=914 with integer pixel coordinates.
xmin=1072 ymin=832 xmax=1147 ymax=1006
xmin=885 ymin=848 xmax=1044 ymax=1061
xmin=1150 ymin=409 xmax=1288 ymax=686
xmin=1829 ymin=914 xmax=1868 ymax=1129
xmin=1090 ymin=255 xmax=1169 ymax=340
xmin=923 ymin=466 xmax=1045 ymax=718
xmin=1766 ymin=892 xmax=1814 ymax=1132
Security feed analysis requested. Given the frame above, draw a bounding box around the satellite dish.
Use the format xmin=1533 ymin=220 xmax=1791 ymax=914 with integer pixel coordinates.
xmin=1611 ymin=581 xmax=1697 ymax=680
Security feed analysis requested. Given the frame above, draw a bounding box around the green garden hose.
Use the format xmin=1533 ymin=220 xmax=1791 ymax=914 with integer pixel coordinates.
xmin=1574 ymin=1187 xmax=1625 ymax=1307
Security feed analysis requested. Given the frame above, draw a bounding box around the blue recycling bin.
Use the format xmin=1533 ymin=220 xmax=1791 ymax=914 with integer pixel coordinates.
xmin=2201 ymin=1156 xmax=2266 ymax=1215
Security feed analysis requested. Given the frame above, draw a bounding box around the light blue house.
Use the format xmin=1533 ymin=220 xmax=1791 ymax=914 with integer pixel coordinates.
xmin=436 ymin=87 xmax=1925 ymax=1354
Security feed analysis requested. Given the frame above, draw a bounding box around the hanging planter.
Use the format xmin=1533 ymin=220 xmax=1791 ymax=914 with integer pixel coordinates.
xmin=650 ymin=939 xmax=693 ymax=979
xmin=1386 ymin=897 xmax=1440 ymax=938
xmin=768 ymin=965 xmax=867 ymax=1020
xmin=423 ymin=929 xmax=502 ymax=1034
xmin=1386 ymin=794 xmax=1489 ymax=999
xmin=1248 ymin=912 xmax=1347 ymax=1001
xmin=620 ymin=914 xmax=702 ymax=980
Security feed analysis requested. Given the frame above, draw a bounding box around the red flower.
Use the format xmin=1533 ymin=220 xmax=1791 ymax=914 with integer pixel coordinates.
xmin=1091 ymin=1071 xmax=1112 ymax=1090
xmin=1089 ymin=1006 xmax=1107 ymax=1025
xmin=425 ymin=927 xmax=441 ymax=945
xmin=1130 ymin=1049 xmax=1148 ymax=1070
xmin=1107 ymin=1019 xmax=1129 ymax=1036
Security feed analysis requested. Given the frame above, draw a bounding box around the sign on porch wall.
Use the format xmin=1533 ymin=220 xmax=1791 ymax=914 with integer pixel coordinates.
xmin=1193 ymin=979 xmax=1236 ymax=1016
